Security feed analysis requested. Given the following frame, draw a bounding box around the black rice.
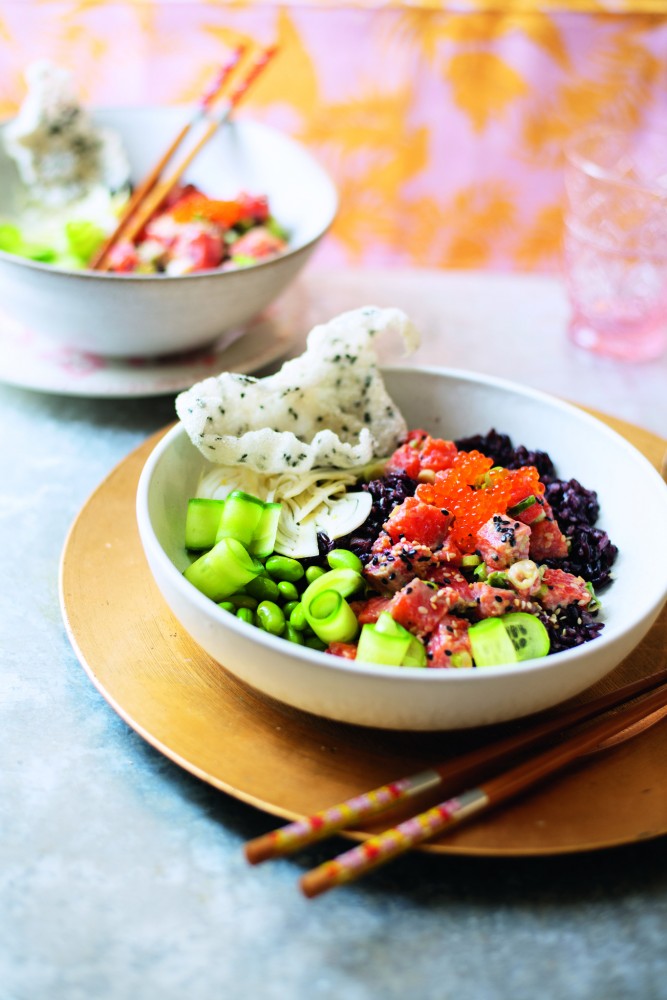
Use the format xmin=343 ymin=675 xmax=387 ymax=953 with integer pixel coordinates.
xmin=339 ymin=472 xmax=418 ymax=563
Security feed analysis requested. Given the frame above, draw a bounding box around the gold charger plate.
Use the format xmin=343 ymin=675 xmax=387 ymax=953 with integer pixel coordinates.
xmin=59 ymin=411 xmax=667 ymax=856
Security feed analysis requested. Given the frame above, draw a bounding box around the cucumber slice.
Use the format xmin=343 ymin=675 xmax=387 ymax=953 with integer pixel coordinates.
xmin=305 ymin=589 xmax=360 ymax=645
xmin=249 ymin=502 xmax=282 ymax=559
xmin=300 ymin=567 xmax=365 ymax=608
xmin=184 ymin=498 xmax=225 ymax=550
xmin=468 ymin=618 xmax=518 ymax=668
xmin=184 ymin=537 xmax=263 ymax=601
xmin=216 ymin=490 xmax=265 ymax=547
xmin=365 ymin=613 xmax=427 ymax=667
xmin=469 ymin=613 xmax=550 ymax=667
xmin=356 ymin=623 xmax=411 ymax=666
xmin=502 ymin=612 xmax=550 ymax=660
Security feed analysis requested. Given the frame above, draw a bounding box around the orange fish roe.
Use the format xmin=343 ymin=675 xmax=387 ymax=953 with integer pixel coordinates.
xmin=507 ymin=465 xmax=545 ymax=506
xmin=171 ymin=194 xmax=244 ymax=228
xmin=415 ymin=451 xmax=543 ymax=552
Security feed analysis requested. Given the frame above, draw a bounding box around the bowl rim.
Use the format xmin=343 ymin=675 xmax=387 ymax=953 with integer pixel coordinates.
xmin=136 ymin=363 xmax=667 ymax=687
xmin=0 ymin=113 xmax=338 ymax=280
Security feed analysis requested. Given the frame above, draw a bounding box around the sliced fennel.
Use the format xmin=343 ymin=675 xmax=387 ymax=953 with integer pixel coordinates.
xmin=196 ymin=464 xmax=374 ymax=559
xmin=275 ymin=490 xmax=372 ymax=558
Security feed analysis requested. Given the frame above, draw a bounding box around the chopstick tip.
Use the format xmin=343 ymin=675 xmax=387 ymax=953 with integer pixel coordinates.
xmin=243 ymin=836 xmax=274 ymax=865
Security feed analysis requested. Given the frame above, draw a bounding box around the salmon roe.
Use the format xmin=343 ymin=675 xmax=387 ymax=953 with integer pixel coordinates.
xmin=171 ymin=194 xmax=244 ymax=228
xmin=415 ymin=451 xmax=544 ymax=552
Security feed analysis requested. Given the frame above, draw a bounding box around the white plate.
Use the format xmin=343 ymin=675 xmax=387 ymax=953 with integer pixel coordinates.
xmin=0 ymin=295 xmax=304 ymax=398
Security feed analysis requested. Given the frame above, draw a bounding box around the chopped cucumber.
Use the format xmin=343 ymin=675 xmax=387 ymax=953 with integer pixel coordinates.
xmin=216 ymin=490 xmax=265 ymax=547
xmin=184 ymin=537 xmax=263 ymax=601
xmin=305 ymin=589 xmax=359 ymax=645
xmin=469 ymin=612 xmax=550 ymax=667
xmin=249 ymin=501 xmax=282 ymax=559
xmin=300 ymin=567 xmax=365 ymax=609
xmin=356 ymin=612 xmax=426 ymax=667
xmin=469 ymin=618 xmax=518 ymax=668
xmin=502 ymin=613 xmax=550 ymax=660
xmin=185 ymin=498 xmax=225 ymax=550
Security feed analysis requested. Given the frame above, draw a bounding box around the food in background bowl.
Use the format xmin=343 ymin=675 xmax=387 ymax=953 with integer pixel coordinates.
xmin=0 ymin=61 xmax=290 ymax=276
xmin=137 ymin=308 xmax=667 ymax=730
xmin=0 ymin=68 xmax=337 ymax=356
xmin=105 ymin=187 xmax=288 ymax=275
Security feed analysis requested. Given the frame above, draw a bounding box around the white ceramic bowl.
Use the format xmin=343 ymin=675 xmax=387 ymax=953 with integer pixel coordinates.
xmin=0 ymin=108 xmax=337 ymax=357
xmin=136 ymin=366 xmax=667 ymax=731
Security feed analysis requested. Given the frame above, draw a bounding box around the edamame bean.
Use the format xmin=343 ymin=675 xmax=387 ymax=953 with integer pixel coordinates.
xmin=327 ymin=548 xmax=364 ymax=574
xmin=282 ymin=600 xmax=300 ymax=619
xmin=304 ymin=634 xmax=327 ymax=651
xmin=305 ymin=565 xmax=326 ymax=584
xmin=264 ymin=555 xmax=305 ymax=583
xmin=229 ymin=593 xmax=258 ymax=610
xmin=288 ymin=602 xmax=307 ymax=631
xmin=256 ymin=600 xmax=286 ymax=636
xmin=284 ymin=625 xmax=303 ymax=645
xmin=277 ymin=580 xmax=300 ymax=602
xmin=218 ymin=601 xmax=235 ymax=614
xmin=245 ymin=575 xmax=281 ymax=602
xmin=236 ymin=607 xmax=256 ymax=625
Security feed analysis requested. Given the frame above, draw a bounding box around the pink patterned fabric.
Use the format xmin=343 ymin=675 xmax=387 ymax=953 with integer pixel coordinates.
xmin=1 ymin=2 xmax=666 ymax=272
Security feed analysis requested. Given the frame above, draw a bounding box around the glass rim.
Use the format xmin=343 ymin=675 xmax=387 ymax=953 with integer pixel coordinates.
xmin=564 ymin=123 xmax=667 ymax=201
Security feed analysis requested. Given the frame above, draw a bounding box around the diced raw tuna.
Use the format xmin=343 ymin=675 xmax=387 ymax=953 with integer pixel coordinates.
xmin=428 ymin=566 xmax=477 ymax=608
xmin=107 ymin=241 xmax=140 ymax=272
xmin=229 ymin=226 xmax=286 ymax=260
xmin=349 ymin=595 xmax=393 ymax=624
xmin=515 ymin=495 xmax=549 ymax=526
xmin=168 ymin=227 xmax=225 ymax=273
xmin=383 ymin=496 xmax=452 ymax=548
xmin=237 ymin=191 xmax=270 ymax=223
xmin=430 ymin=534 xmax=465 ymax=567
xmin=388 ymin=578 xmax=457 ymax=639
xmin=470 ymin=582 xmax=538 ymax=618
xmin=385 ymin=432 xmax=458 ymax=479
xmin=539 ymin=568 xmax=592 ymax=611
xmin=529 ymin=515 xmax=569 ymax=561
xmin=326 ymin=642 xmax=357 ymax=659
xmin=364 ymin=536 xmax=475 ymax=596
xmin=475 ymin=514 xmax=531 ymax=568
xmin=364 ymin=537 xmax=434 ymax=593
xmin=426 ymin=616 xmax=473 ymax=667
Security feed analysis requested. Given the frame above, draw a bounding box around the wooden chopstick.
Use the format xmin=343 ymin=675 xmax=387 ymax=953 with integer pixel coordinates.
xmin=299 ymin=678 xmax=667 ymax=897
xmin=92 ymin=43 xmax=277 ymax=271
xmin=89 ymin=46 xmax=248 ymax=271
xmin=244 ymin=667 xmax=667 ymax=867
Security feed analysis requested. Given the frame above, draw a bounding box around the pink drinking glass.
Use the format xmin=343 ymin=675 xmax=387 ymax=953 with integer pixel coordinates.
xmin=563 ymin=124 xmax=667 ymax=362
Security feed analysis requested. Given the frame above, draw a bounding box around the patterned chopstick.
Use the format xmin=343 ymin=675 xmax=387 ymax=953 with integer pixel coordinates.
xmin=244 ymin=667 xmax=667 ymax=866
xmin=91 ymin=43 xmax=276 ymax=270
xmin=300 ymin=680 xmax=667 ymax=898
xmin=114 ymin=45 xmax=278 ymax=253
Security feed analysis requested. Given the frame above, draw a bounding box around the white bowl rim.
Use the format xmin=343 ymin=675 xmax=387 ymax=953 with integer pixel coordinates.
xmin=0 ymin=113 xmax=338 ymax=280
xmin=136 ymin=363 xmax=667 ymax=688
